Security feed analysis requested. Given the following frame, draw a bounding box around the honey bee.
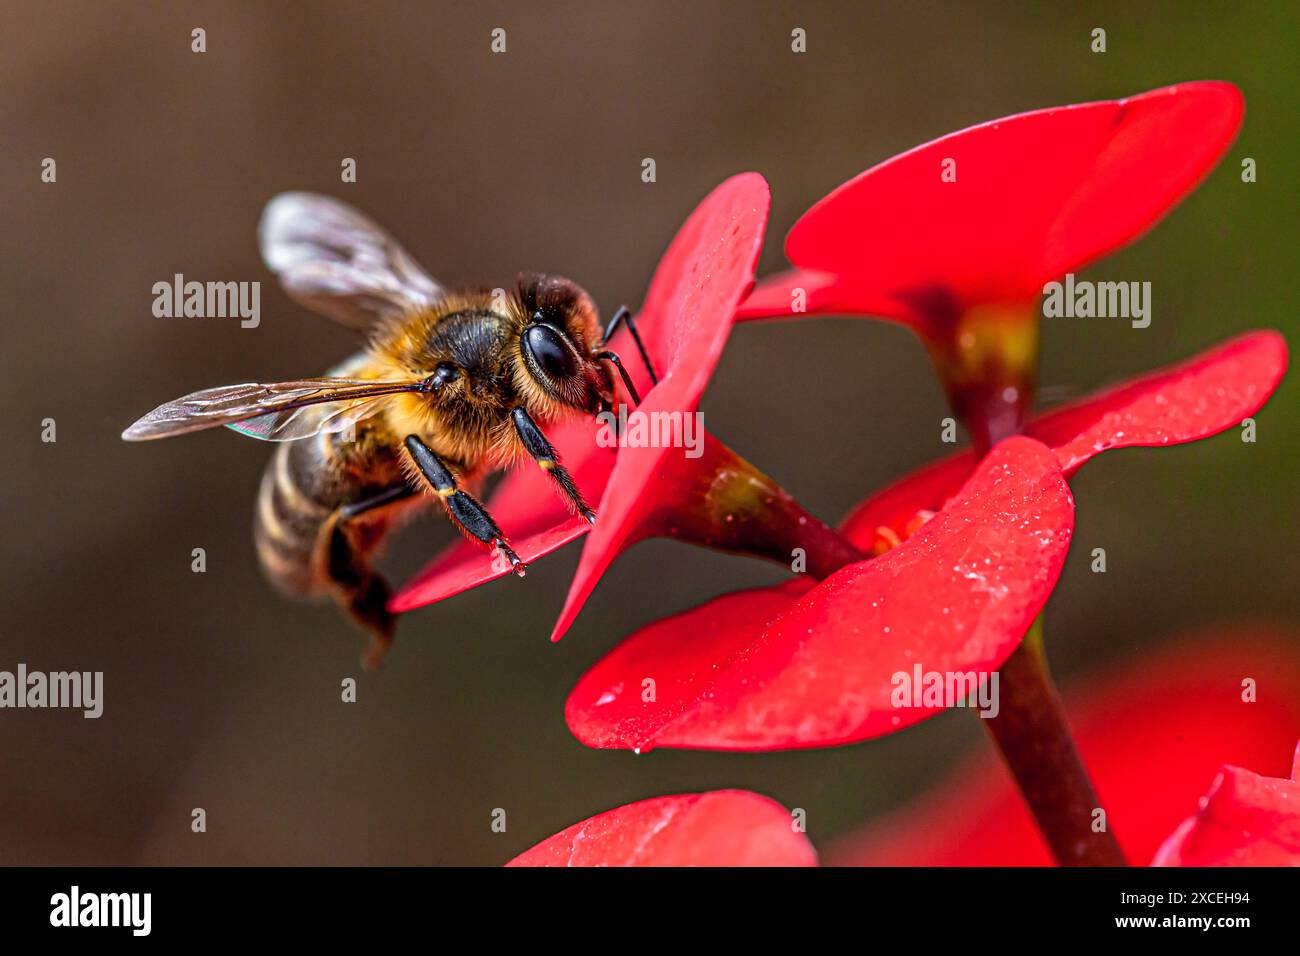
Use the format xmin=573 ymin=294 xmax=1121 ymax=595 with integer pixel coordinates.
xmin=123 ymin=193 xmax=651 ymax=667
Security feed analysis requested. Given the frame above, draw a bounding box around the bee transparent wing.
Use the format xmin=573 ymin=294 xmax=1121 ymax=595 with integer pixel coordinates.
xmin=224 ymin=394 xmax=393 ymax=442
xmin=259 ymin=192 xmax=443 ymax=330
xmin=121 ymin=378 xmax=420 ymax=442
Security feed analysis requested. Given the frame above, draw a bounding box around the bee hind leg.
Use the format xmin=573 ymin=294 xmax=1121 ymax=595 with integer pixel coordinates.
xmin=328 ymin=485 xmax=417 ymax=669
xmin=344 ymin=577 xmax=397 ymax=672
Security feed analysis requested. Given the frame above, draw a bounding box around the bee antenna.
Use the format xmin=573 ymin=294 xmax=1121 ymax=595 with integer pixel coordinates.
xmin=602 ymin=306 xmax=658 ymax=385
xmin=594 ymin=350 xmax=643 ymax=406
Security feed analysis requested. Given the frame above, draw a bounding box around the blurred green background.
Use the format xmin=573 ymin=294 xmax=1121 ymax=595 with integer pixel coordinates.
xmin=1 ymin=0 xmax=1295 ymax=865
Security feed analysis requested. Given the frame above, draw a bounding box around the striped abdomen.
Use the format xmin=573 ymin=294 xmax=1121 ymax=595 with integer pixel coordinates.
xmin=253 ymin=427 xmax=407 ymax=597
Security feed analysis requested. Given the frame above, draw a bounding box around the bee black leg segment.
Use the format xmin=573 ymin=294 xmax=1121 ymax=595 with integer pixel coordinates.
xmin=404 ymin=435 xmax=526 ymax=575
xmin=324 ymin=493 xmax=411 ymax=670
xmin=602 ymin=305 xmax=658 ymax=385
xmin=511 ymin=407 xmax=596 ymax=524
xmin=594 ymin=350 xmax=643 ymax=406
xmin=602 ymin=305 xmax=631 ymax=343
xmin=348 ymin=576 xmax=397 ymax=671
xmin=338 ymin=483 xmax=417 ymax=521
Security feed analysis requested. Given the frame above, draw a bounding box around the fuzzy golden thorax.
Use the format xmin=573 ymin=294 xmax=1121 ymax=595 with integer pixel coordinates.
xmin=363 ymin=275 xmax=609 ymax=473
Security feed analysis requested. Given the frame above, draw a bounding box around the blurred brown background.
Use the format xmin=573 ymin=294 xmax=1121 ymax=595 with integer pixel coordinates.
xmin=1 ymin=0 xmax=1296 ymax=865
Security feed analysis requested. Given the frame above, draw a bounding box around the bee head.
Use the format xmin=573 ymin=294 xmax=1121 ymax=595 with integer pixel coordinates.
xmin=515 ymin=274 xmax=612 ymax=415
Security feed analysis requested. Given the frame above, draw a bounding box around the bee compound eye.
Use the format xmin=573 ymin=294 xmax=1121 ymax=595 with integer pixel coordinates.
xmin=523 ymin=324 xmax=579 ymax=383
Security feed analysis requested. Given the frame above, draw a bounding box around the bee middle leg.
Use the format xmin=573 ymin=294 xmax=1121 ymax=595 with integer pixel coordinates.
xmin=327 ymin=484 xmax=417 ymax=670
xmin=403 ymin=435 xmax=526 ymax=575
xmin=511 ymin=407 xmax=596 ymax=524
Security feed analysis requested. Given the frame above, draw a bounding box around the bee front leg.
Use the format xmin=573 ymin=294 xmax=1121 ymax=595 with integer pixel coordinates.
xmin=602 ymin=304 xmax=658 ymax=383
xmin=328 ymin=484 xmax=418 ymax=670
xmin=510 ymin=407 xmax=596 ymax=524
xmin=403 ymin=435 xmax=526 ymax=576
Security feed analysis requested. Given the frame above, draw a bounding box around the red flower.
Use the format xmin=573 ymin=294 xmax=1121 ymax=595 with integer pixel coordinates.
xmin=568 ymin=436 xmax=1073 ymax=751
xmin=565 ymin=333 xmax=1286 ymax=752
xmin=737 ymin=81 xmax=1244 ymax=447
xmin=825 ymin=629 xmax=1300 ymax=866
xmin=391 ymin=173 xmax=772 ymax=613
xmin=1152 ymin=743 xmax=1300 ymax=867
xmin=505 ymin=790 xmax=817 ymax=867
xmin=740 ymin=81 xmax=1242 ymax=325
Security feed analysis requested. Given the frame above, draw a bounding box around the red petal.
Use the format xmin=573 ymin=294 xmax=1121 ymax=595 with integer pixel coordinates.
xmin=505 ymin=790 xmax=817 ymax=867
xmin=840 ymin=330 xmax=1288 ymax=549
xmin=550 ymin=173 xmax=771 ymax=641
xmin=1034 ymin=330 xmax=1287 ymax=474
xmin=566 ymin=580 xmax=815 ymax=750
xmin=827 ymin=630 xmax=1300 ymax=865
xmin=1151 ymin=763 xmax=1300 ymax=866
xmin=567 ymin=437 xmax=1073 ymax=751
xmin=743 ymin=82 xmax=1242 ymax=327
xmin=839 ymin=452 xmax=976 ymax=553
xmin=733 ymin=268 xmax=910 ymax=324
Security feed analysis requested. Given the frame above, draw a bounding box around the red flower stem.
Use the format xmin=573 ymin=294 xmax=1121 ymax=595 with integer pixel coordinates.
xmin=945 ymin=324 xmax=1125 ymax=866
xmin=666 ymin=436 xmax=867 ymax=575
xmin=982 ymin=621 xmax=1127 ymax=864
xmin=923 ymin=304 xmax=1039 ymax=458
